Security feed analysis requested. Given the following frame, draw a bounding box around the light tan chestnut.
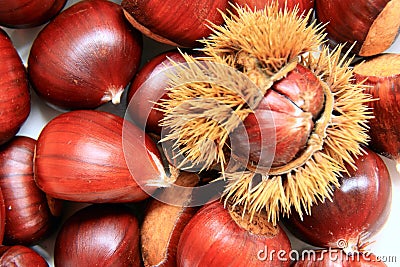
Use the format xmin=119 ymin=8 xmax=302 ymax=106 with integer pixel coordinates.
xmin=141 ymin=172 xmax=199 ymax=267
xmin=353 ymin=53 xmax=400 ymax=171
xmin=34 ymin=110 xmax=166 ymax=203
xmin=315 ymin=0 xmax=400 ymax=56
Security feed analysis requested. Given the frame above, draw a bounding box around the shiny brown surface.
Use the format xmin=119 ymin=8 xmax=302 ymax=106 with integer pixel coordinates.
xmin=284 ymin=148 xmax=392 ymax=249
xmin=0 ymin=0 xmax=67 ymax=28
xmin=0 ymin=29 xmax=30 ymax=145
xmin=0 ymin=136 xmax=57 ymax=245
xmin=315 ymin=0 xmax=390 ymax=54
xmin=28 ymin=0 xmax=143 ymax=109
xmin=231 ymin=64 xmax=324 ymax=167
xmin=122 ymin=0 xmax=229 ymax=47
xmin=354 ymin=54 xmax=400 ymax=162
xmin=177 ymin=201 xmax=292 ymax=267
xmin=34 ymin=110 xmax=164 ymax=203
xmin=54 ymin=204 xmax=140 ymax=267
xmin=0 ymin=245 xmax=48 ymax=266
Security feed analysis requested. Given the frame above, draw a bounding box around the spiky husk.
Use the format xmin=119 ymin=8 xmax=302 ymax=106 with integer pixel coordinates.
xmin=159 ymin=4 xmax=372 ymax=223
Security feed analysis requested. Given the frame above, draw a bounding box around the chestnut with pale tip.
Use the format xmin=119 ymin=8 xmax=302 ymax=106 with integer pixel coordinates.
xmin=0 ymin=136 xmax=59 ymax=245
xmin=283 ymin=148 xmax=392 ymax=253
xmin=28 ymin=0 xmax=143 ymax=110
xmin=34 ymin=110 xmax=166 ymax=203
xmin=315 ymin=0 xmax=400 ymax=56
xmin=54 ymin=204 xmax=140 ymax=267
xmin=0 ymin=0 xmax=67 ymax=28
xmin=353 ymin=53 xmax=400 ymax=171
xmin=0 ymin=29 xmax=30 ymax=145
xmin=121 ymin=0 xmax=230 ymax=47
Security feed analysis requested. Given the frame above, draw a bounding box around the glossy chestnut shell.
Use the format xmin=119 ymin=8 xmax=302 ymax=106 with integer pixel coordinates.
xmin=0 ymin=29 xmax=30 ymax=145
xmin=28 ymin=0 xmax=143 ymax=109
xmin=34 ymin=110 xmax=164 ymax=203
xmin=284 ymin=148 xmax=392 ymax=250
xmin=177 ymin=201 xmax=292 ymax=266
xmin=54 ymin=204 xmax=140 ymax=267
xmin=0 ymin=136 xmax=58 ymax=245
xmin=122 ymin=0 xmax=230 ymax=47
xmin=0 ymin=0 xmax=67 ymax=28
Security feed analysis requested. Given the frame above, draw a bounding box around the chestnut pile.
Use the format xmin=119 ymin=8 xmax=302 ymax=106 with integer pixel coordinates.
xmin=0 ymin=0 xmax=399 ymax=266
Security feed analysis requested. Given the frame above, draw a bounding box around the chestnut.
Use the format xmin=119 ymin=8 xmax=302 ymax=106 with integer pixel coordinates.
xmin=177 ymin=201 xmax=292 ymax=266
xmin=315 ymin=0 xmax=400 ymax=56
xmin=158 ymin=4 xmax=372 ymax=223
xmin=54 ymin=204 xmax=140 ymax=267
xmin=0 ymin=29 xmax=30 ymax=145
xmin=283 ymin=148 xmax=392 ymax=253
xmin=121 ymin=0 xmax=230 ymax=47
xmin=34 ymin=110 xmax=166 ymax=203
xmin=141 ymin=172 xmax=199 ymax=267
xmin=0 ymin=245 xmax=48 ymax=266
xmin=0 ymin=0 xmax=67 ymax=28
xmin=28 ymin=0 xmax=143 ymax=110
xmin=353 ymin=53 xmax=400 ymax=169
xmin=0 ymin=136 xmax=59 ymax=245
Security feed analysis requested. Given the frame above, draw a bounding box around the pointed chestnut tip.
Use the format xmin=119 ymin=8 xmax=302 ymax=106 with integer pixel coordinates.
xmin=102 ymin=86 xmax=124 ymax=105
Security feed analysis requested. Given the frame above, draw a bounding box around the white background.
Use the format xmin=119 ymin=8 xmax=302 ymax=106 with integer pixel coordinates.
xmin=2 ymin=0 xmax=400 ymax=266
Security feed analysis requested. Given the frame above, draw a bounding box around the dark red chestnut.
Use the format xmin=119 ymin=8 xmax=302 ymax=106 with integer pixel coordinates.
xmin=54 ymin=204 xmax=140 ymax=267
xmin=0 ymin=0 xmax=67 ymax=28
xmin=315 ymin=0 xmax=400 ymax=56
xmin=0 ymin=29 xmax=30 ymax=145
xmin=177 ymin=201 xmax=292 ymax=266
xmin=28 ymin=0 xmax=143 ymax=109
xmin=141 ymin=172 xmax=199 ymax=267
xmin=0 ymin=245 xmax=48 ymax=266
xmin=121 ymin=0 xmax=230 ymax=47
xmin=292 ymin=249 xmax=387 ymax=267
xmin=353 ymin=53 xmax=400 ymax=170
xmin=0 ymin=136 xmax=59 ymax=245
xmin=34 ymin=110 xmax=165 ymax=203
xmin=284 ymin=148 xmax=392 ymax=252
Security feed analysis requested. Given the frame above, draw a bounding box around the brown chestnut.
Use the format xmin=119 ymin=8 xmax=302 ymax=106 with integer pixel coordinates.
xmin=284 ymin=148 xmax=392 ymax=252
xmin=0 ymin=245 xmax=48 ymax=266
xmin=353 ymin=53 xmax=400 ymax=169
xmin=34 ymin=110 xmax=166 ymax=203
xmin=0 ymin=29 xmax=30 ymax=145
xmin=177 ymin=201 xmax=292 ymax=266
xmin=0 ymin=0 xmax=67 ymax=28
xmin=121 ymin=0 xmax=230 ymax=47
xmin=0 ymin=136 xmax=59 ymax=245
xmin=315 ymin=0 xmax=400 ymax=56
xmin=141 ymin=172 xmax=199 ymax=267
xmin=54 ymin=204 xmax=140 ymax=267
xmin=28 ymin=0 xmax=143 ymax=109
